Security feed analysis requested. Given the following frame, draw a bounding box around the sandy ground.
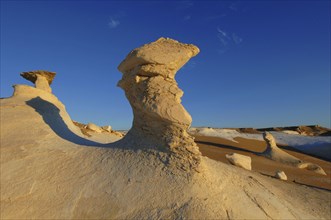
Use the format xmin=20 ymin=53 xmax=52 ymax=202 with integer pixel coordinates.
xmin=194 ymin=135 xmax=331 ymax=191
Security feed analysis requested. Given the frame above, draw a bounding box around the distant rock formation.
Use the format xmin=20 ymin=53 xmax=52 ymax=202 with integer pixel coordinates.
xmin=86 ymin=123 xmax=103 ymax=133
xmin=102 ymin=125 xmax=112 ymax=132
xmin=261 ymin=132 xmax=326 ymax=175
xmin=117 ymin=37 xmax=201 ymax=171
xmin=275 ymin=170 xmax=287 ymax=180
xmin=225 ymin=153 xmax=252 ymax=170
xmin=20 ymin=70 xmax=56 ymax=93
xmin=261 ymin=132 xmax=302 ymax=165
xmin=257 ymin=125 xmax=331 ymax=136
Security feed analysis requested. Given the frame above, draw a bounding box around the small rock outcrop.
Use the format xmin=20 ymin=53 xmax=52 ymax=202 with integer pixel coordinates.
xmin=275 ymin=170 xmax=287 ymax=180
xmin=102 ymin=125 xmax=112 ymax=132
xmin=226 ymin=153 xmax=252 ymax=170
xmin=117 ymin=37 xmax=201 ymax=171
xmin=297 ymin=162 xmax=327 ymax=175
xmin=20 ymin=70 xmax=56 ymax=93
xmin=86 ymin=123 xmax=103 ymax=133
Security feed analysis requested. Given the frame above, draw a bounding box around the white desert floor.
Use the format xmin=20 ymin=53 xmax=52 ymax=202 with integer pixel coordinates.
xmin=1 ymin=86 xmax=331 ymax=219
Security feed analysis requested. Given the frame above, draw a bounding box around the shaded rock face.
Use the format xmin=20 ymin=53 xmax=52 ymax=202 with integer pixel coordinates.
xmin=117 ymin=38 xmax=201 ymax=171
xmin=21 ymin=70 xmax=56 ymax=93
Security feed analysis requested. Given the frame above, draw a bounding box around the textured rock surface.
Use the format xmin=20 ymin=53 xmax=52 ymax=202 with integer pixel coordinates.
xmin=117 ymin=38 xmax=201 ymax=171
xmin=275 ymin=170 xmax=287 ymax=180
xmin=226 ymin=153 xmax=252 ymax=170
xmin=20 ymin=70 xmax=56 ymax=93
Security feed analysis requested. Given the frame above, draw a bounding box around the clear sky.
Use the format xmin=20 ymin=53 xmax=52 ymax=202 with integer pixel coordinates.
xmin=1 ymin=0 xmax=330 ymax=129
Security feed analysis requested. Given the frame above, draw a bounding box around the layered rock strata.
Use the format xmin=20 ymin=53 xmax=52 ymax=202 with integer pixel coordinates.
xmin=21 ymin=70 xmax=56 ymax=93
xmin=117 ymin=37 xmax=201 ymax=171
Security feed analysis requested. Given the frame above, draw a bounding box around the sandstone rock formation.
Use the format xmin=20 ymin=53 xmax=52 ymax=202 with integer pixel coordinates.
xmin=261 ymin=132 xmax=302 ymax=165
xmin=117 ymin=37 xmax=201 ymax=171
xmin=261 ymin=132 xmax=327 ymax=175
xmin=20 ymin=70 xmax=56 ymax=93
xmin=275 ymin=170 xmax=287 ymax=180
xmin=2 ymin=48 xmax=331 ymax=220
xmin=225 ymin=153 xmax=252 ymax=170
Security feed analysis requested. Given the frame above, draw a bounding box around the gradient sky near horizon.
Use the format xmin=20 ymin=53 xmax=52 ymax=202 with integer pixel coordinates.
xmin=1 ymin=0 xmax=330 ymax=130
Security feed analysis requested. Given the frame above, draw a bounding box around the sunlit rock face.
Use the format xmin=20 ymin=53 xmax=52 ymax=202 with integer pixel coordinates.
xmin=20 ymin=70 xmax=56 ymax=93
xmin=117 ymin=37 xmax=201 ymax=171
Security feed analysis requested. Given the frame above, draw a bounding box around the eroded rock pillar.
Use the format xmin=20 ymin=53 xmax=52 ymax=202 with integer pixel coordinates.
xmin=117 ymin=38 xmax=201 ymax=171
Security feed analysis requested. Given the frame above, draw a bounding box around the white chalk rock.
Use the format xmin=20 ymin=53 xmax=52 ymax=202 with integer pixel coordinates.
xmin=297 ymin=162 xmax=327 ymax=175
xmin=117 ymin=37 xmax=201 ymax=172
xmin=275 ymin=171 xmax=287 ymax=180
xmin=261 ymin=132 xmax=302 ymax=165
xmin=282 ymin=130 xmax=300 ymax=135
xmin=87 ymin=123 xmax=103 ymax=133
xmin=102 ymin=125 xmax=112 ymax=132
xmin=226 ymin=153 xmax=252 ymax=170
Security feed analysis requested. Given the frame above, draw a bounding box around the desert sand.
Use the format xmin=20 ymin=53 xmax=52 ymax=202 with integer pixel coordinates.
xmin=195 ymin=135 xmax=331 ymax=190
xmin=1 ymin=38 xmax=331 ymax=219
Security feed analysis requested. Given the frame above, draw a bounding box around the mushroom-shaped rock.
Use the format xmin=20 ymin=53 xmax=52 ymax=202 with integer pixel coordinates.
xmin=20 ymin=70 xmax=56 ymax=93
xmin=275 ymin=170 xmax=287 ymax=180
xmin=226 ymin=153 xmax=252 ymax=170
xmin=261 ymin=132 xmax=302 ymax=165
xmin=117 ymin=38 xmax=201 ymax=172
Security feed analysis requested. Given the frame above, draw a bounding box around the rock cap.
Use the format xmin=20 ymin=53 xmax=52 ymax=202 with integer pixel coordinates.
xmin=118 ymin=37 xmax=200 ymax=73
xmin=21 ymin=70 xmax=56 ymax=85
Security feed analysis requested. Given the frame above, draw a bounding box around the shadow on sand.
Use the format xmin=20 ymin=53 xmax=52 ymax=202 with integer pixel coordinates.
xmin=26 ymin=97 xmax=111 ymax=147
xmin=195 ymin=140 xmax=257 ymax=154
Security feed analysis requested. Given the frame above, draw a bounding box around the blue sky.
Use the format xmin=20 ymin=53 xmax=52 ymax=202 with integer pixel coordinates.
xmin=1 ymin=0 xmax=330 ymax=129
